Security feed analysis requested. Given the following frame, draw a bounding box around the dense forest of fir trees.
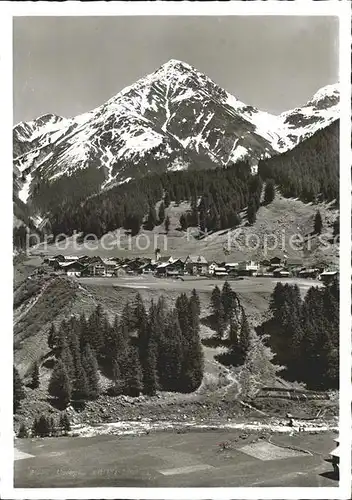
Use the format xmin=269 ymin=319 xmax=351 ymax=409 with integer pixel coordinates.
xmin=48 ymin=161 xmax=262 ymax=238
xmin=258 ymin=279 xmax=339 ymax=389
xmin=45 ymin=289 xmax=204 ymax=407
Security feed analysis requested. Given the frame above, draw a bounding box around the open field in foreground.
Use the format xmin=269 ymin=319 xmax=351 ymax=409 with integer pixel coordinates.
xmin=15 ymin=430 xmax=337 ymax=487
xmin=78 ymin=275 xmax=322 ymax=295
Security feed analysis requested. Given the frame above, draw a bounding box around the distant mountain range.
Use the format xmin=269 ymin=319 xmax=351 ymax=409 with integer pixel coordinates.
xmin=13 ymin=59 xmax=339 ymax=218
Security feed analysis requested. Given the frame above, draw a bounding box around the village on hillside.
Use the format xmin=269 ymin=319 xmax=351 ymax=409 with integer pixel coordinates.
xmin=38 ymin=251 xmax=339 ymax=285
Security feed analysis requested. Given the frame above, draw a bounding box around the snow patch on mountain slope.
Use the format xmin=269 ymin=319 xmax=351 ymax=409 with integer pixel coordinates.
xmin=18 ymin=173 xmax=32 ymax=203
xmin=230 ymin=145 xmax=248 ymax=163
xmin=117 ymin=129 xmax=164 ymax=159
xmin=168 ymin=157 xmax=189 ymax=172
xmin=101 ymin=147 xmax=117 ymax=189
xmin=174 ymin=88 xmax=196 ymax=102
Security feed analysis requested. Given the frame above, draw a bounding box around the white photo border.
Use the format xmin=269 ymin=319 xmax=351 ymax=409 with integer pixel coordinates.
xmin=0 ymin=1 xmax=350 ymax=499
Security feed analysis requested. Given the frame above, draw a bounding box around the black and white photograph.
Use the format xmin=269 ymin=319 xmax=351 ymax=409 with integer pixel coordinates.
xmin=2 ymin=1 xmax=351 ymax=498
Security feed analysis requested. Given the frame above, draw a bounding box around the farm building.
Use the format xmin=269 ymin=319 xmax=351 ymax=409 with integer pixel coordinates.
xmin=184 ymin=255 xmax=208 ymax=275
xmin=299 ymin=268 xmax=320 ymax=279
xmin=272 ymin=267 xmax=291 ymax=278
xmin=237 ymin=261 xmax=259 ymax=276
xmin=269 ymin=256 xmax=283 ymax=268
xmin=208 ymin=261 xmax=220 ymax=275
xmin=319 ymin=270 xmax=338 ymax=285
xmin=58 ymin=261 xmax=86 ymax=277
xmin=214 ymin=267 xmax=228 ymax=278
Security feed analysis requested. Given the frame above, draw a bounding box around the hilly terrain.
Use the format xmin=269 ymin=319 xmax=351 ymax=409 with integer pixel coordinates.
xmin=13 ymin=59 xmax=339 ymax=221
xmin=14 ymin=264 xmax=338 ymax=431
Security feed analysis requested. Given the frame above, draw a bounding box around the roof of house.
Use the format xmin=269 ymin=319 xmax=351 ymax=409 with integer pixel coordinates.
xmin=186 ymin=255 xmax=208 ymax=264
xmin=158 ymin=256 xmax=172 ymax=263
xmin=59 ymin=261 xmax=85 ymax=269
xmin=103 ymin=260 xmax=117 ymax=266
xmin=286 ymin=258 xmax=303 ymax=265
xmin=156 ymin=262 xmax=169 ymax=269
xmin=139 ymin=262 xmax=155 ymax=269
xmin=270 ymin=256 xmax=283 ymax=262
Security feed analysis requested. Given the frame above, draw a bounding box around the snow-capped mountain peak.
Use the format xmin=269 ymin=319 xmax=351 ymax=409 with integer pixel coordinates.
xmin=13 ymin=60 xmax=339 ymax=211
xmin=306 ymin=83 xmax=340 ymax=111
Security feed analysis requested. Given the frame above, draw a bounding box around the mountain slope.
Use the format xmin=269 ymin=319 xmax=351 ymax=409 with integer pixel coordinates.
xmin=258 ymin=119 xmax=339 ymax=203
xmin=36 ymin=117 xmax=338 ymax=263
xmin=13 ymin=60 xmax=339 ymax=216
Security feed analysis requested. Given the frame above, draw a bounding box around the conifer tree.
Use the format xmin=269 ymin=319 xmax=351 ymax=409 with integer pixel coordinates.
xmin=31 ymin=417 xmax=39 ymax=437
xmin=264 ymin=179 xmax=275 ymax=204
xmin=143 ymin=339 xmax=158 ymax=396
xmin=239 ymin=312 xmax=251 ymax=363
xmin=190 ymin=288 xmax=201 ymax=318
xmin=269 ymin=282 xmax=285 ymax=318
xmin=121 ymin=300 xmax=134 ymax=333
xmin=158 ymin=202 xmax=165 ymax=224
xmin=156 ymin=295 xmax=167 ymax=322
xmin=125 ymin=347 xmax=143 ymax=397
xmin=210 ymin=285 xmax=222 ymax=316
xmin=165 ymin=215 xmax=170 ymax=234
xmin=199 ymin=207 xmax=206 ymax=234
xmin=60 ymin=345 xmax=75 ymax=382
xmin=134 ymin=293 xmax=147 ymax=330
xmin=164 ymin=191 xmax=171 ymax=208
xmin=229 ymin=318 xmax=239 ymax=350
xmin=216 ymin=302 xmax=226 ymax=340
xmin=247 ymin=197 xmax=257 ymax=225
xmin=73 ymin=362 xmax=89 ymax=400
xmin=81 ymin=344 xmax=100 ymax=399
xmin=179 ymin=296 xmax=204 ymax=392
xmin=90 ymin=304 xmax=105 ymax=355
xmin=48 ymin=359 xmax=71 ymax=407
xmin=59 ymin=412 xmax=71 ymax=435
xmin=158 ymin=310 xmax=183 ymax=391
xmin=145 ymin=205 xmax=157 ymax=230
xmin=31 ymin=361 xmax=40 ymax=389
xmin=14 ymin=366 xmax=25 ymax=413
xmin=17 ymin=422 xmax=28 ymax=438
xmin=49 ymin=416 xmax=57 ymax=437
xmin=110 ymin=359 xmax=124 ymax=395
xmin=48 ymin=323 xmax=58 ymax=350
xmin=176 ymin=293 xmax=191 ymax=338
xmin=56 ymin=323 xmax=67 ymax=355
xmin=314 ymin=210 xmax=323 ymax=235
xmin=179 ymin=214 xmax=187 ymax=231
xmin=79 ymin=312 xmax=87 ymax=339
xmin=333 ymin=217 xmax=339 ymax=240
xmin=221 ymin=281 xmax=235 ymax=322
xmin=37 ymin=414 xmax=50 ymax=437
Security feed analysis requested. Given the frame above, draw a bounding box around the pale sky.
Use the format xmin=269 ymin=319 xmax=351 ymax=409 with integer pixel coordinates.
xmin=13 ymin=16 xmax=339 ymax=123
